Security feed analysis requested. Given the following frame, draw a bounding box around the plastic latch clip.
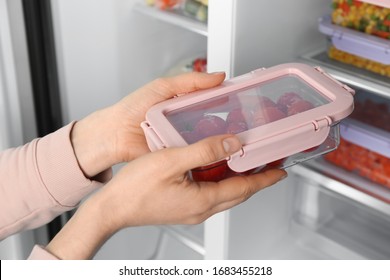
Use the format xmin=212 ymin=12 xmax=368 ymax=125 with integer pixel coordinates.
xmin=140 ymin=121 xmax=166 ymax=151
xmin=314 ymin=66 xmax=355 ymax=96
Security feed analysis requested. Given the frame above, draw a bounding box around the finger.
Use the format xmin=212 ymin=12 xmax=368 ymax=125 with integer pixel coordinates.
xmin=206 ymin=169 xmax=288 ymax=207
xmin=173 ymin=134 xmax=242 ymax=172
xmin=134 ymin=72 xmax=226 ymax=105
xmin=187 ymin=169 xmax=287 ymax=224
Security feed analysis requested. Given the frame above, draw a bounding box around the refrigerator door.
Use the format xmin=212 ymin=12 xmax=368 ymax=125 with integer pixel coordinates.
xmin=0 ymin=0 xmax=38 ymax=259
xmin=51 ymin=0 xmax=208 ymax=259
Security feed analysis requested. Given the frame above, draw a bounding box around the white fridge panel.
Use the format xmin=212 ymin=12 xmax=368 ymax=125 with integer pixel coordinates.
xmin=227 ymin=172 xmax=390 ymax=260
xmin=0 ymin=232 xmax=36 ymax=260
xmin=233 ymin=0 xmax=331 ymax=75
xmin=94 ymin=226 xmax=160 ymax=260
xmin=0 ymin=0 xmax=24 ymax=149
xmin=52 ymin=0 xmax=207 ymax=123
xmin=0 ymin=0 xmax=37 ymax=259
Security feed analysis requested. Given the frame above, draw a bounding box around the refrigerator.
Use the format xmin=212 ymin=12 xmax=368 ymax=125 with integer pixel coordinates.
xmin=1 ymin=0 xmax=390 ymax=260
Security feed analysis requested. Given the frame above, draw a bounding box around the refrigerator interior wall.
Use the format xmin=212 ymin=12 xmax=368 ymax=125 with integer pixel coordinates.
xmin=233 ymin=0 xmax=331 ymax=75
xmin=229 ymin=172 xmax=390 ymax=259
xmin=229 ymin=0 xmax=390 ymax=260
xmin=51 ymin=0 xmax=206 ymax=123
xmin=205 ymin=0 xmax=335 ymax=260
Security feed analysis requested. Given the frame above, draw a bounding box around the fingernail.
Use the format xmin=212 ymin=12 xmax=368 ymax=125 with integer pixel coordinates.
xmin=278 ymin=173 xmax=288 ymax=182
xmin=210 ymin=71 xmax=225 ymax=76
xmin=223 ymin=137 xmax=241 ymax=154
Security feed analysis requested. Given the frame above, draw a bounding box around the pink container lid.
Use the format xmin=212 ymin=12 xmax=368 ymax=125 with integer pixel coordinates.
xmin=141 ymin=63 xmax=355 ymax=172
xmin=359 ymin=0 xmax=390 ymax=8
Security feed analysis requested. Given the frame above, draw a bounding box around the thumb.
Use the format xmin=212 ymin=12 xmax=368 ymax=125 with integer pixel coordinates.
xmin=177 ymin=135 xmax=242 ymax=172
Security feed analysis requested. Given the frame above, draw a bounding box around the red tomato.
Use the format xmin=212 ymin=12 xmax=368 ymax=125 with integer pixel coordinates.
xmin=252 ymin=106 xmax=286 ymax=127
xmin=303 ymin=145 xmax=320 ymax=153
xmin=226 ymin=108 xmax=253 ymax=126
xmin=194 ymin=115 xmax=227 ymax=137
xmin=226 ymin=121 xmax=248 ymax=134
xmin=277 ymin=92 xmax=303 ymax=112
xmin=193 ymin=58 xmax=207 ymax=72
xmin=191 ymin=160 xmax=228 ymax=182
xmin=266 ymin=158 xmax=286 ymax=168
xmin=287 ymin=100 xmax=314 ymax=116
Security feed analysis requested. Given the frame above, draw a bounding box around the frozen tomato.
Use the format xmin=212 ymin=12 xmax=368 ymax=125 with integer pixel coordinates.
xmin=303 ymin=146 xmax=320 ymax=153
xmin=226 ymin=121 xmax=248 ymax=134
xmin=194 ymin=115 xmax=227 ymax=137
xmin=252 ymin=106 xmax=286 ymax=127
xmin=287 ymin=100 xmax=314 ymax=116
xmin=266 ymin=158 xmax=286 ymax=168
xmin=226 ymin=167 xmax=257 ymax=177
xmin=192 ymin=58 xmax=207 ymax=72
xmin=191 ymin=160 xmax=228 ymax=182
xmin=277 ymin=92 xmax=303 ymax=112
xmin=226 ymin=108 xmax=253 ymax=126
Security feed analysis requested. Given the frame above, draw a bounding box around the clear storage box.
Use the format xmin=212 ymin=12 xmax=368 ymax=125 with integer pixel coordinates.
xmin=142 ymin=63 xmax=355 ymax=181
xmin=145 ymin=0 xmax=208 ymax=22
xmin=331 ymin=0 xmax=390 ymax=40
xmin=325 ymin=88 xmax=390 ymax=189
xmin=319 ymin=15 xmax=390 ymax=77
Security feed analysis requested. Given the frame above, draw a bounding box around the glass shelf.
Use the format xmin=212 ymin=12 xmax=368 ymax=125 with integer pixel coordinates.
xmin=291 ymin=159 xmax=390 ymax=218
xmin=300 ymin=48 xmax=390 ymax=100
xmin=148 ymin=225 xmax=205 ymax=259
xmin=133 ymin=3 xmax=208 ymax=37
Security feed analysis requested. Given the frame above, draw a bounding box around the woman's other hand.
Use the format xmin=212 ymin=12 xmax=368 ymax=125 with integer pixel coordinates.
xmin=71 ymin=72 xmax=225 ymax=178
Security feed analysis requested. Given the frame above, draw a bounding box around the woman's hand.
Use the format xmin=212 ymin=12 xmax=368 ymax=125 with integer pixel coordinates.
xmin=45 ymin=134 xmax=287 ymax=259
xmin=71 ymin=72 xmax=225 ymax=178
xmin=98 ymin=136 xmax=286 ymax=228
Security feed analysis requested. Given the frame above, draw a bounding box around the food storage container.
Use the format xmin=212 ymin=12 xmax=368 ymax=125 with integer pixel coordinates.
xmin=319 ymin=15 xmax=390 ymax=77
xmin=331 ymin=0 xmax=390 ymax=39
xmin=154 ymin=0 xmax=182 ymax=10
xmin=141 ymin=63 xmax=355 ymax=181
xmin=325 ymin=88 xmax=390 ymax=189
xmin=183 ymin=0 xmax=208 ymax=22
xmin=146 ymin=0 xmax=208 ymax=22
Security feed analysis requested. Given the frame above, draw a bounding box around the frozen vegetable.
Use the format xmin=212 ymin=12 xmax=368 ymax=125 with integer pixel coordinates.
xmin=325 ymin=138 xmax=390 ymax=189
xmin=183 ymin=0 xmax=208 ymax=22
xmin=332 ymin=0 xmax=390 ymax=39
xmin=155 ymin=0 xmax=182 ymax=10
xmin=328 ymin=45 xmax=390 ymax=77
